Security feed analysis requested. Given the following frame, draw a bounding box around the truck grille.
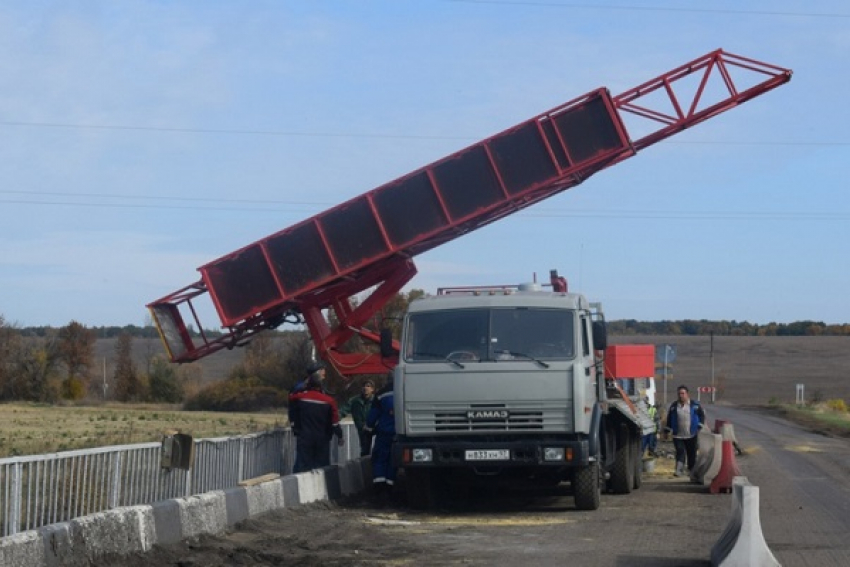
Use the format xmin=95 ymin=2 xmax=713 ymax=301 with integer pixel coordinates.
xmin=407 ymin=403 xmax=572 ymax=434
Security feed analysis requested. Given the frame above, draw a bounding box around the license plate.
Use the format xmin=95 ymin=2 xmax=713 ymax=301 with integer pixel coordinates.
xmin=465 ymin=449 xmax=510 ymax=461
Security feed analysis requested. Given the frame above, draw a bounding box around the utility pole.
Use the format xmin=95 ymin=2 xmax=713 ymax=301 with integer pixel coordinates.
xmin=664 ymin=345 xmax=670 ymax=408
xmin=102 ymin=357 xmax=108 ymax=400
xmin=710 ymin=331 xmax=715 ymax=403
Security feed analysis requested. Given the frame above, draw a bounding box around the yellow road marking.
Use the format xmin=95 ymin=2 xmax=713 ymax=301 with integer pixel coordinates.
xmin=785 ymin=444 xmax=823 ymax=453
xmin=365 ymin=514 xmax=572 ymax=527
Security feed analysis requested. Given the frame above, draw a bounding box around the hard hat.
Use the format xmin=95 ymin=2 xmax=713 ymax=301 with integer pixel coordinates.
xmin=306 ymin=360 xmax=326 ymax=375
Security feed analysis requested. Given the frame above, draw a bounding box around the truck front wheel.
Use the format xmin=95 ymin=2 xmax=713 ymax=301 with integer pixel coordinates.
xmin=404 ymin=469 xmax=435 ymax=510
xmin=573 ymin=461 xmax=601 ymax=510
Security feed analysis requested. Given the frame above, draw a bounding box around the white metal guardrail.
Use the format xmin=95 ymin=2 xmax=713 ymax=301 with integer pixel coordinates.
xmin=0 ymin=423 xmax=360 ymax=537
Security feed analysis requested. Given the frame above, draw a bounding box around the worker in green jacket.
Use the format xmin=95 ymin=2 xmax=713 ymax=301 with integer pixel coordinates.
xmin=340 ymin=379 xmax=375 ymax=456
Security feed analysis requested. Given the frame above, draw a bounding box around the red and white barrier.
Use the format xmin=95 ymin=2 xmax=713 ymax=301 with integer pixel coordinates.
xmin=711 ymin=423 xmax=742 ymax=494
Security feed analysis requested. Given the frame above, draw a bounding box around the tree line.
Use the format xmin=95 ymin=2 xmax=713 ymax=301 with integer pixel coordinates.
xmin=608 ymin=319 xmax=850 ymax=336
xmin=2 ymin=306 xmax=847 ymax=410
xmin=16 ymin=318 xmax=850 ymax=342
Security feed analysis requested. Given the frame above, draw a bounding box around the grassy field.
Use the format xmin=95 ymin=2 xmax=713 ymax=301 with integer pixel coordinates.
xmin=0 ymin=402 xmax=286 ymax=458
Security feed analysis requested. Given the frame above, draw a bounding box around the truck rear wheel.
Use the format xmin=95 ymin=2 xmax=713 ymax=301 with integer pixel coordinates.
xmin=404 ymin=469 xmax=435 ymax=510
xmin=610 ymin=423 xmax=634 ymax=494
xmin=573 ymin=461 xmax=601 ymax=510
xmin=632 ymin=434 xmax=643 ymax=489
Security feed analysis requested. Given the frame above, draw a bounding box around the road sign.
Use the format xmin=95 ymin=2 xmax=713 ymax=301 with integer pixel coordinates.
xmin=698 ymin=386 xmax=715 ymax=393
xmin=656 ymin=344 xmax=677 ymax=363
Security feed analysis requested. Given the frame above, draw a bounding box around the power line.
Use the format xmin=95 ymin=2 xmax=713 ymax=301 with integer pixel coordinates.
xmin=0 ymin=198 xmax=292 ymax=212
xmin=444 ymin=0 xmax=850 ymax=19
xmin=1 ymin=120 xmax=846 ymax=146
xmin=0 ymin=189 xmax=326 ymax=206
xmin=1 ymin=197 xmax=846 ymax=221
xmin=0 ymin=120 xmax=470 ymax=141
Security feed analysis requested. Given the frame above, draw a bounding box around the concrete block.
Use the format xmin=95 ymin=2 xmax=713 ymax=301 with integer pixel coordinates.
xmin=69 ymin=505 xmax=156 ymax=561
xmin=245 ymin=479 xmax=285 ymax=517
xmin=323 ymin=465 xmax=342 ymax=500
xmin=339 ymin=459 xmax=360 ymax=496
xmin=223 ymin=487 xmax=250 ymax=526
xmin=295 ymin=469 xmax=328 ymax=504
xmin=151 ymin=499 xmax=183 ymax=545
xmin=691 ymin=428 xmax=721 ymax=485
xmin=177 ymin=491 xmax=227 ymax=540
xmin=711 ymin=477 xmax=780 ymax=567
xmin=0 ymin=530 xmax=43 ymax=567
xmin=40 ymin=523 xmax=71 ymax=567
xmin=360 ymin=455 xmax=373 ymax=484
xmin=701 ymin=433 xmax=724 ymax=487
xmin=282 ymin=474 xmax=300 ymax=506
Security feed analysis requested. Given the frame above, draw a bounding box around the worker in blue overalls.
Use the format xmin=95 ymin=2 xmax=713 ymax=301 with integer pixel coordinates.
xmin=364 ymin=372 xmax=396 ymax=503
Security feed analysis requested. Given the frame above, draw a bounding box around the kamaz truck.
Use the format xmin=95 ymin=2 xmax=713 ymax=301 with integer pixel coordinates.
xmin=146 ymin=51 xmax=787 ymax=507
xmin=389 ymin=271 xmax=655 ymax=510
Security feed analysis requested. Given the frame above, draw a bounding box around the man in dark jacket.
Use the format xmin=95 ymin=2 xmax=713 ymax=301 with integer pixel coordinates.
xmin=364 ymin=373 xmax=396 ymax=499
xmin=666 ymin=384 xmax=706 ymax=476
xmin=341 ymin=379 xmax=375 ymax=456
xmin=289 ymin=372 xmax=344 ymax=473
xmin=291 ymin=360 xmax=327 ymax=396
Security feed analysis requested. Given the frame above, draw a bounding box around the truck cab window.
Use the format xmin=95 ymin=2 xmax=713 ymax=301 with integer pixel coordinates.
xmin=581 ymin=316 xmax=590 ymax=357
xmin=405 ymin=309 xmax=488 ymax=361
xmin=490 ymin=308 xmax=574 ymax=360
xmin=406 ymin=307 xmax=575 ymax=362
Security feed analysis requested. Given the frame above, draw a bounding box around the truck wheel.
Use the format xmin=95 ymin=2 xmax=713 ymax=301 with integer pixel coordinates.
xmin=610 ymin=423 xmax=634 ymax=494
xmin=632 ymin=434 xmax=643 ymax=490
xmin=405 ymin=469 xmax=435 ymax=510
xmin=573 ymin=461 xmax=601 ymax=510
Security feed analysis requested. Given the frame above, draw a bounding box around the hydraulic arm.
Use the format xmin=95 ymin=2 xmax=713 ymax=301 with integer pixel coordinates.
xmin=147 ymin=49 xmax=790 ymax=376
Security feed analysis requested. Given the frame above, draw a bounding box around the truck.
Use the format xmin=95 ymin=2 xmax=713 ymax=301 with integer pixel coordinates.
xmin=145 ymin=50 xmax=787 ymax=507
xmin=387 ymin=270 xmax=655 ymax=510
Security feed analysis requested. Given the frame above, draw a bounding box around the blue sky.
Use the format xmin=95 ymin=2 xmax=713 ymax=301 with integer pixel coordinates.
xmin=1 ymin=1 xmax=847 ymax=328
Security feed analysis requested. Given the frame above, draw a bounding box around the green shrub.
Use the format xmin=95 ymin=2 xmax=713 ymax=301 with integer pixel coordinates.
xmin=184 ymin=379 xmax=286 ymax=412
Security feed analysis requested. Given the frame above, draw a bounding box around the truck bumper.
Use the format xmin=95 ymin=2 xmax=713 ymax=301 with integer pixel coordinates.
xmin=393 ymin=436 xmax=592 ymax=470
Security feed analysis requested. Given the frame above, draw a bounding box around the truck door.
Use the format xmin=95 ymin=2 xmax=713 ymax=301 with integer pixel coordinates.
xmin=579 ymin=313 xmax=603 ymax=403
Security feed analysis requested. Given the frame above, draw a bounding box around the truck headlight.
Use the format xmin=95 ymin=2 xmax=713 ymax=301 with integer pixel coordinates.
xmin=544 ymin=447 xmax=565 ymax=461
xmin=412 ymin=448 xmax=433 ymax=462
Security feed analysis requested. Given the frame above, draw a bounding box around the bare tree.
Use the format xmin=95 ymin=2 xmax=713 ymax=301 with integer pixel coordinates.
xmin=57 ymin=321 xmax=96 ymax=400
xmin=9 ymin=333 xmax=62 ymax=402
xmin=113 ymin=333 xmax=144 ymax=402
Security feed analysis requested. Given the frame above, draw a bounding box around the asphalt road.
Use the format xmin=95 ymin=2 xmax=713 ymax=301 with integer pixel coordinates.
xmin=706 ymin=404 xmax=850 ymax=566
xmin=106 ymin=404 xmax=850 ymax=567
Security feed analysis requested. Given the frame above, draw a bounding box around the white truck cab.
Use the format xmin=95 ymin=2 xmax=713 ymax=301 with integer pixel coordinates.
xmin=389 ymin=276 xmax=651 ymax=510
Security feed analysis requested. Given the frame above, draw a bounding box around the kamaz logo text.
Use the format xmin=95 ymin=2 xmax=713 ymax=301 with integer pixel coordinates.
xmin=467 ymin=410 xmax=509 ymax=420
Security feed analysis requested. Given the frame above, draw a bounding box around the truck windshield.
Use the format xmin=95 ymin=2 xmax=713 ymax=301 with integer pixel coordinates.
xmin=405 ymin=308 xmax=575 ymax=363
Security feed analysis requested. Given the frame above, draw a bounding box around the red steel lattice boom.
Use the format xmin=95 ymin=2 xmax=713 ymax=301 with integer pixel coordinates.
xmin=147 ymin=49 xmax=791 ymax=376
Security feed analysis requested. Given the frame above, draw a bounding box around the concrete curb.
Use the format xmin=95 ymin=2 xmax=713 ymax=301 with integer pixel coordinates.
xmin=0 ymin=458 xmax=372 ymax=567
xmin=710 ymin=476 xmax=780 ymax=567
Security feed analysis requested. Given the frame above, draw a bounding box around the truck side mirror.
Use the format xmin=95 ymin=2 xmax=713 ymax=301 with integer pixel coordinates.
xmin=379 ymin=328 xmax=395 ymax=358
xmin=592 ymin=321 xmax=608 ymax=351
